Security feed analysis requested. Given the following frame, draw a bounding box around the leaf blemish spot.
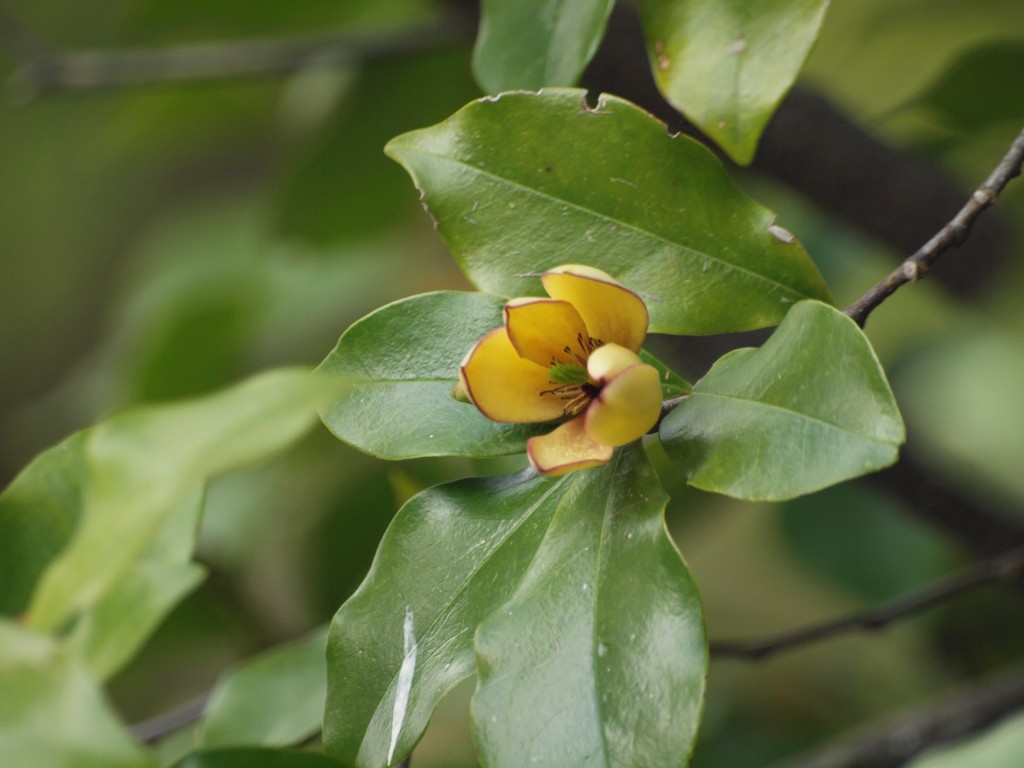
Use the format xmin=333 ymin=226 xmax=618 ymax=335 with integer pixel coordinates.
xmin=768 ymin=222 xmax=796 ymax=244
xmin=727 ymin=36 xmax=747 ymax=55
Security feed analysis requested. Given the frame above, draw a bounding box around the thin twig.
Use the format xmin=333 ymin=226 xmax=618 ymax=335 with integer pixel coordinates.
xmin=845 ymin=125 xmax=1024 ymax=327
xmin=711 ymin=545 xmax=1024 ymax=661
xmin=130 ymin=692 xmax=209 ymax=744
xmin=774 ymin=669 xmax=1024 ymax=768
xmin=5 ymin=14 xmax=472 ymax=102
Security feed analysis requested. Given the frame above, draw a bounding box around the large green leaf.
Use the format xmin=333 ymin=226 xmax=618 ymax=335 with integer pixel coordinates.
xmin=0 ymin=620 xmax=155 ymax=768
xmin=324 ymin=446 xmax=706 ymax=768
xmin=324 ymin=467 xmax=569 ymax=767
xmin=318 ymin=291 xmax=547 ymax=459
xmin=639 ymin=0 xmax=830 ymax=164
xmin=199 ymin=626 xmax=329 ymax=749
xmin=318 ymin=290 xmax=689 ymax=459
xmin=0 ymin=431 xmax=87 ymax=616
xmin=473 ymin=0 xmax=615 ymax=92
xmin=26 ymin=369 xmax=342 ymax=633
xmin=473 ymin=444 xmax=707 ymax=767
xmin=385 ymin=89 xmax=830 ymax=335
xmin=660 ymin=300 xmax=904 ymax=500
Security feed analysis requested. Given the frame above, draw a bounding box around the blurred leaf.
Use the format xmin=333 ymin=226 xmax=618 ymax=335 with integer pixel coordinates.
xmin=0 ymin=620 xmax=155 ymax=768
xmin=66 ymin=489 xmax=206 ymax=680
xmin=896 ymin=329 xmax=1024 ymax=506
xmin=906 ymin=709 xmax=1024 ymax=768
xmin=177 ymin=747 xmax=345 ymax=768
xmin=780 ymin=484 xmax=959 ymax=603
xmin=916 ymin=41 xmax=1024 ymax=131
xmin=472 ymin=444 xmax=706 ymax=768
xmin=660 ymin=301 xmax=904 ymax=500
xmin=472 ymin=0 xmax=615 ymax=92
xmin=275 ymin=46 xmax=480 ymax=246
xmin=27 ymin=369 xmax=343 ymax=633
xmin=324 ymin=446 xmax=706 ymax=768
xmin=639 ymin=0 xmax=829 ymax=164
xmin=385 ymin=89 xmax=831 ymax=335
xmin=199 ymin=626 xmax=329 ymax=749
xmin=0 ymin=431 xmax=87 ymax=616
xmin=135 ymin=0 xmax=431 ymax=40
xmin=323 ymin=467 xmax=566 ymax=767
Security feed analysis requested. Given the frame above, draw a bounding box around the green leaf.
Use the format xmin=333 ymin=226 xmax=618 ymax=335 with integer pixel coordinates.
xmin=324 ymin=446 xmax=706 ymax=768
xmin=639 ymin=0 xmax=830 ymax=164
xmin=385 ymin=89 xmax=831 ymax=335
xmin=916 ymin=41 xmax=1024 ymax=131
xmin=318 ymin=291 xmax=690 ymax=459
xmin=0 ymin=620 xmax=156 ymax=768
xmin=660 ymin=300 xmax=904 ymax=500
xmin=176 ymin=748 xmax=345 ymax=768
xmin=199 ymin=626 xmax=329 ymax=749
xmin=473 ymin=0 xmax=615 ymax=92
xmin=0 ymin=431 xmax=87 ymax=617
xmin=66 ymin=488 xmax=207 ymax=680
xmin=27 ymin=368 xmax=342 ymax=633
xmin=318 ymin=291 xmax=547 ymax=459
xmin=324 ymin=467 xmax=567 ymax=767
xmin=473 ymin=444 xmax=707 ymax=767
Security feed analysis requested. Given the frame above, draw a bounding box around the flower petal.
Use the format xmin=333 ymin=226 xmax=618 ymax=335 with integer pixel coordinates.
xmin=527 ymin=416 xmax=614 ymax=476
xmin=541 ymin=265 xmax=648 ymax=352
xmin=460 ymin=328 xmax=567 ymax=423
xmin=586 ymin=343 xmax=645 ymax=384
xmin=585 ymin=363 xmax=662 ymax=447
xmin=504 ymin=298 xmax=590 ymax=367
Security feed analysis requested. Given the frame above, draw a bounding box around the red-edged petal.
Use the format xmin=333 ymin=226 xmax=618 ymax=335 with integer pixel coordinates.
xmin=460 ymin=328 xmax=566 ymax=423
xmin=527 ymin=416 xmax=614 ymax=476
xmin=504 ymin=298 xmax=590 ymax=367
xmin=541 ymin=264 xmax=648 ymax=352
xmin=584 ymin=362 xmax=662 ymax=447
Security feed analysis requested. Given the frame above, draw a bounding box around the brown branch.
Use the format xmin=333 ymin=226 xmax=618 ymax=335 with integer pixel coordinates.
xmin=774 ymin=669 xmax=1024 ymax=768
xmin=844 ymin=125 xmax=1024 ymax=327
xmin=130 ymin=692 xmax=209 ymax=744
xmin=711 ymin=546 xmax=1024 ymax=662
xmin=6 ymin=14 xmax=472 ymax=102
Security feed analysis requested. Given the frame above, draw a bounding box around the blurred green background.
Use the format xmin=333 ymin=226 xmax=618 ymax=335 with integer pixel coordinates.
xmin=2 ymin=0 xmax=1024 ymax=766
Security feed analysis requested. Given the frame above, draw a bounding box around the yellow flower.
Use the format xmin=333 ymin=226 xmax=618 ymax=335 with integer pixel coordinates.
xmin=459 ymin=264 xmax=663 ymax=476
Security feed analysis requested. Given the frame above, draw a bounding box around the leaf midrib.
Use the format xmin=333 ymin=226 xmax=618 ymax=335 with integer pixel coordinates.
xmin=690 ymin=390 xmax=902 ymax=444
xmin=399 ymin=147 xmax=813 ymax=299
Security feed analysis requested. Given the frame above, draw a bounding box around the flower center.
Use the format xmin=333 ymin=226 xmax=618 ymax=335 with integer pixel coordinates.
xmin=541 ymin=334 xmax=606 ymax=416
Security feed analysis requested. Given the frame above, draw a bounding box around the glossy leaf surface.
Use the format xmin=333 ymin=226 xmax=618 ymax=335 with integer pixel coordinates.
xmin=660 ymin=301 xmax=904 ymax=500
xmin=473 ymin=445 xmax=706 ymax=767
xmin=386 ymin=89 xmax=830 ymax=335
xmin=318 ymin=290 xmax=688 ymax=459
xmin=200 ymin=626 xmax=329 ymax=749
xmin=324 ymin=467 xmax=568 ymax=767
xmin=324 ymin=446 xmax=706 ymax=767
xmin=27 ymin=369 xmax=341 ymax=633
xmin=0 ymin=621 xmax=155 ymax=768
xmin=473 ymin=0 xmax=615 ymax=92
xmin=318 ymin=291 xmax=546 ymax=458
xmin=640 ymin=0 xmax=829 ymax=164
